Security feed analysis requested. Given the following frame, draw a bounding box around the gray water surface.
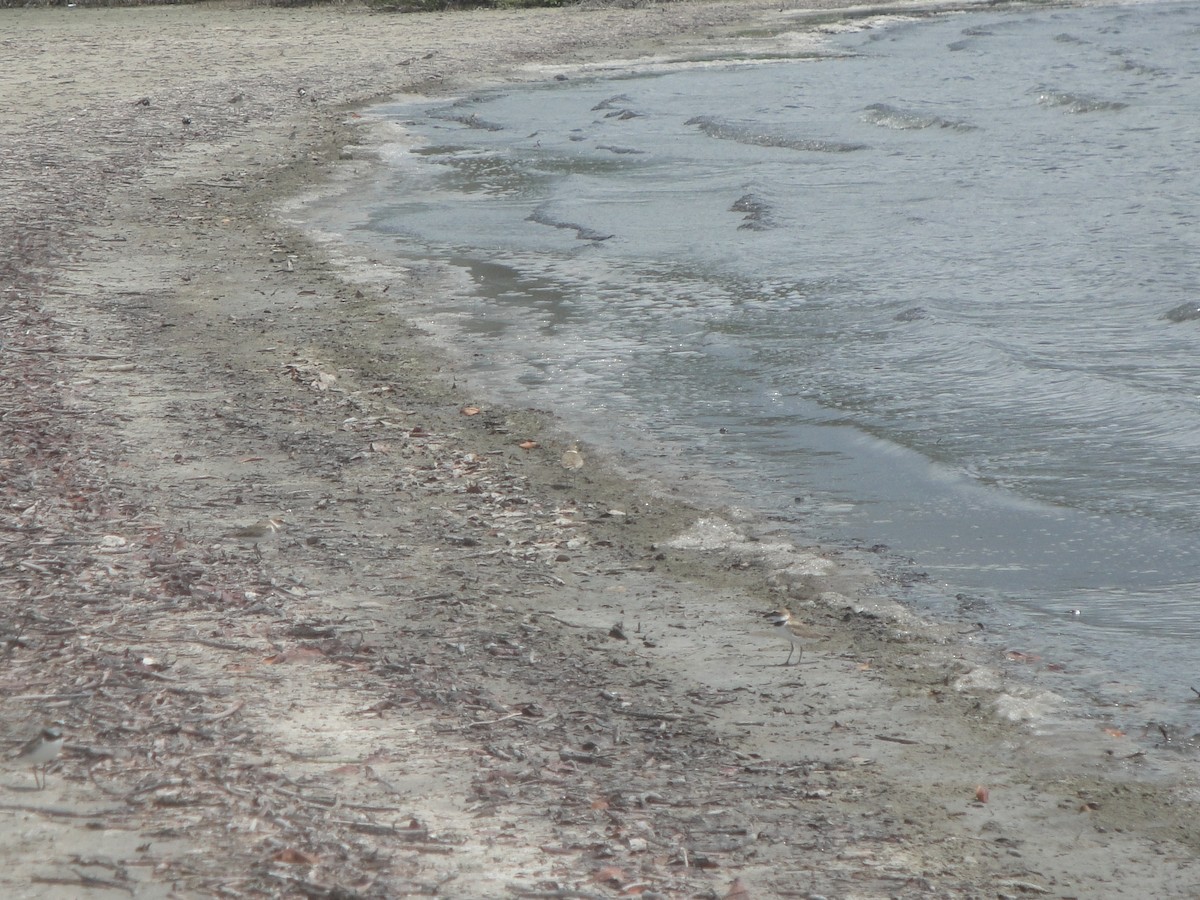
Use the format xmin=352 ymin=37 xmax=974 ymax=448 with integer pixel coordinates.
xmin=298 ymin=0 xmax=1200 ymax=730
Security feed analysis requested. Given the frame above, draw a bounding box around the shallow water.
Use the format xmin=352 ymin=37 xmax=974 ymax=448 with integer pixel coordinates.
xmin=296 ymin=0 xmax=1200 ymax=730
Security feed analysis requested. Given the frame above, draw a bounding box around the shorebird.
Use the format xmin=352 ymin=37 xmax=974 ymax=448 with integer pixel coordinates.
xmin=560 ymin=445 xmax=584 ymax=487
xmin=12 ymin=724 xmax=64 ymax=789
xmin=227 ymin=517 xmax=285 ymax=557
xmin=764 ymin=607 xmax=827 ymax=666
xmin=228 ymin=517 xmax=284 ymax=542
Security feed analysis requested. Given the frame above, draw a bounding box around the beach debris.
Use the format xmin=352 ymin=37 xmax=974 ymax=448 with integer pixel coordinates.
xmin=97 ymin=534 xmax=129 ymax=552
xmin=283 ymin=358 xmax=338 ymax=391
xmin=996 ymin=879 xmax=1051 ymax=895
xmin=874 ymin=733 xmax=919 ymax=746
xmin=272 ymin=848 xmax=319 ymax=866
xmin=1005 ymin=650 xmax=1041 ymax=664
xmin=592 ymin=865 xmax=629 ymax=888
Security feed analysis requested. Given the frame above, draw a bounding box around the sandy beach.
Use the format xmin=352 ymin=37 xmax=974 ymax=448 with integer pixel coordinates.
xmin=3 ymin=1 xmax=1200 ymax=896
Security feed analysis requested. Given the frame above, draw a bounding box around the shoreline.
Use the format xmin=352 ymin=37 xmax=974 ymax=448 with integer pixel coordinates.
xmin=4 ymin=1 xmax=1199 ymax=896
xmin=280 ymin=0 xmax=1173 ymax=740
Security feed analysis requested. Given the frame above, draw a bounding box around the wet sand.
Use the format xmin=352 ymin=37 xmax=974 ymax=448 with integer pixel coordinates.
xmin=3 ymin=1 xmax=1199 ymax=896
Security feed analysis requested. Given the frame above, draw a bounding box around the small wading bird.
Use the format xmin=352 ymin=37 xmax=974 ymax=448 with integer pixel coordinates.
xmin=228 ymin=517 xmax=285 ymax=543
xmin=560 ymin=445 xmax=584 ymax=487
xmin=12 ymin=724 xmax=64 ymax=789
xmin=227 ymin=517 xmax=285 ymax=558
xmin=765 ymin=607 xmax=827 ymax=666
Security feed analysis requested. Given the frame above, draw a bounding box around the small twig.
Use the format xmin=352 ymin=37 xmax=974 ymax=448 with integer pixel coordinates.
xmin=32 ymin=872 xmax=134 ymax=895
xmin=87 ymin=766 xmax=129 ymax=798
xmin=1 ymin=347 xmax=125 ymax=361
xmin=996 ymin=879 xmax=1051 ymax=895
xmin=334 ymin=819 xmax=401 ymax=836
xmin=4 ymin=692 xmax=94 ymax=703
xmin=618 ymin=709 xmax=683 ymax=722
xmin=558 ymin=748 xmax=610 ymax=766
xmin=465 ymin=711 xmax=523 ymax=729
xmin=333 ymin=822 xmax=449 ymax=857
xmin=201 ymin=700 xmax=245 ymax=722
xmin=149 ymin=685 xmax=210 ymax=702
xmin=269 ymin=783 xmax=338 ymax=809
xmin=124 ymin=778 xmax=185 ymax=800
xmin=0 ymin=802 xmax=125 ymax=818
xmin=874 ymin=734 xmax=920 ymax=746
xmin=264 ymin=871 xmax=368 ymax=899
xmin=507 ymin=887 xmax=606 ymax=900
xmin=529 ymin=612 xmax=582 ymax=629
xmin=184 ymin=636 xmax=250 ymax=651
xmin=364 ymin=766 xmax=407 ymax=797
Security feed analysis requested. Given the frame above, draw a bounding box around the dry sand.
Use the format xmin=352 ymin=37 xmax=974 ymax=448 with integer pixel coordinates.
xmin=3 ymin=1 xmax=1200 ymax=897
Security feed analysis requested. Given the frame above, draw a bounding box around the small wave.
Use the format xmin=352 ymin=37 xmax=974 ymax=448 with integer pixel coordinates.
xmin=591 ymin=94 xmax=633 ymax=111
xmin=1034 ymin=89 xmax=1128 ymax=113
xmin=427 ymin=111 xmax=505 ymax=132
xmin=685 ymin=116 xmax=866 ymax=152
xmin=526 ymin=208 xmax=613 ymax=242
xmin=590 ymin=95 xmax=641 ymax=120
xmin=894 ymin=306 xmax=929 ymax=322
xmin=861 ymin=103 xmax=977 ymax=132
xmin=1163 ymin=302 xmax=1200 ymax=323
xmin=1116 ymin=57 xmax=1168 ymax=78
xmin=595 ymin=145 xmax=644 ymax=155
xmin=731 ymin=193 xmax=774 ymax=231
